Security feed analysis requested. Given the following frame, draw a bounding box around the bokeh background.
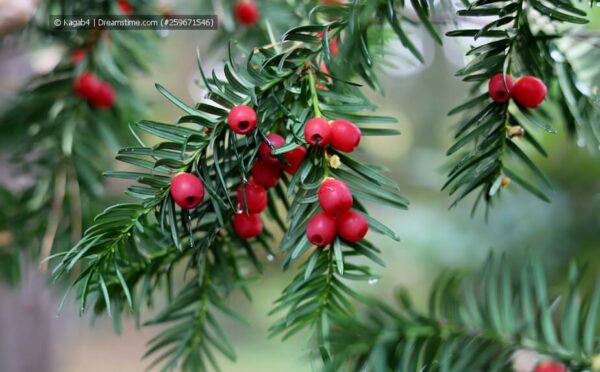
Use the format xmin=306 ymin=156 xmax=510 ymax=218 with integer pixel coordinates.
xmin=0 ymin=1 xmax=599 ymax=371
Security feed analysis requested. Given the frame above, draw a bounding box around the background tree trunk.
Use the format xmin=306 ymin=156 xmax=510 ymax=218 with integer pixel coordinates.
xmin=0 ymin=267 xmax=56 ymax=372
xmin=0 ymin=38 xmax=57 ymax=372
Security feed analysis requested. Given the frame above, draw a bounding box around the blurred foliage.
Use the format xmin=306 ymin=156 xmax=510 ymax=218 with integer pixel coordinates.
xmin=0 ymin=0 xmax=161 ymax=284
xmin=328 ymin=255 xmax=600 ymax=371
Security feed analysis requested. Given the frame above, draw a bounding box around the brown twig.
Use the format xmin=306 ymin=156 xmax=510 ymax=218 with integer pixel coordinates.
xmin=68 ymin=164 xmax=82 ymax=244
xmin=40 ymin=161 xmax=66 ymax=272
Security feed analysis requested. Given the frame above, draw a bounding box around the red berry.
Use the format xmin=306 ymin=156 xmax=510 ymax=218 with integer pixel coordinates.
xmin=329 ymin=37 xmax=339 ymax=55
xmin=251 ymin=160 xmax=282 ymax=188
xmin=318 ymin=178 xmax=353 ymax=216
xmin=330 ymin=120 xmax=361 ymax=152
xmin=337 ymin=210 xmax=368 ymax=242
xmin=283 ymin=146 xmax=307 ymax=175
xmin=236 ymin=180 xmax=267 ymax=214
xmin=304 ymin=118 xmax=331 ymax=147
xmin=233 ymin=213 xmax=263 ymax=239
xmin=74 ymin=73 xmax=100 ymax=99
xmin=306 ymin=212 xmax=337 ymax=247
xmin=317 ymin=32 xmax=340 ymax=56
xmin=71 ymin=49 xmax=86 ymax=64
xmin=512 ymin=76 xmax=547 ymax=108
xmin=234 ymin=1 xmax=259 ymax=26
xmin=170 ymin=172 xmax=205 ymax=209
xmin=89 ymin=82 xmax=116 ymax=109
xmin=258 ymin=134 xmax=285 ymax=167
xmin=314 ymin=62 xmax=333 ymax=90
xmin=533 ymin=361 xmax=567 ymax=372
xmin=488 ymin=73 xmax=515 ymax=103
xmin=228 ymin=105 xmax=257 ymax=135
xmin=118 ymin=0 xmax=133 ymax=15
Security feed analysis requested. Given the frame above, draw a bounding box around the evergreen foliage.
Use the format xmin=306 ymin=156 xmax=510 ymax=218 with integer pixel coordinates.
xmin=0 ymin=0 xmax=598 ymax=370
xmin=0 ymin=0 xmax=160 ymax=283
xmin=444 ymin=0 xmax=600 ymax=212
xmin=328 ymin=256 xmax=600 ymax=372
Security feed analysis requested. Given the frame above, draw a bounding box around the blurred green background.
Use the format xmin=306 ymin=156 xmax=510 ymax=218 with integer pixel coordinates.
xmin=0 ymin=2 xmax=599 ymax=371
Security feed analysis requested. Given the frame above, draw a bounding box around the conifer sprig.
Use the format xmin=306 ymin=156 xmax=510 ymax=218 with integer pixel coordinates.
xmin=444 ymin=0 xmax=599 ymax=212
xmin=327 ymin=256 xmax=600 ymax=371
xmin=47 ymin=1 xmax=437 ymax=368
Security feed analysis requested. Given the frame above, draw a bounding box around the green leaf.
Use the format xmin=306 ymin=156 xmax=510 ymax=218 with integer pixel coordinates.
xmin=503 ymin=167 xmax=551 ymax=202
xmin=114 ymin=259 xmax=133 ymax=310
xmin=334 ymin=152 xmax=400 ymax=190
xmin=409 ymin=0 xmax=443 ymax=44
xmin=448 ymin=93 xmax=490 ymax=116
xmin=99 ymin=274 xmax=112 ymax=318
xmin=583 ymin=278 xmax=600 ymax=354
xmin=363 ymin=214 xmax=400 ymax=241
xmin=529 ymin=0 xmax=588 ymax=24
xmin=506 ymin=140 xmax=553 ymax=188
xmin=155 ymin=84 xmax=202 ymax=116
xmin=386 ymin=0 xmax=425 ymax=63
xmin=359 ymin=127 xmax=401 ymax=136
xmin=333 ymin=238 xmax=344 ymax=275
xmin=446 ymin=29 xmax=508 ymax=38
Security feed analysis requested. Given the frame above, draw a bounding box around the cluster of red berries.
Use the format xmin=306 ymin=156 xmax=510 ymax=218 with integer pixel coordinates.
xmin=233 ymin=137 xmax=307 ymax=238
xmin=232 ymin=180 xmax=266 ymax=238
xmin=227 ymin=104 xmax=308 ymax=173
xmin=226 ymin=104 xmax=309 ymax=238
xmin=73 ymin=73 xmax=116 ymax=109
xmin=307 ymin=179 xmax=368 ymax=247
xmin=233 ymin=133 xmax=308 ymax=238
xmin=233 ymin=138 xmax=307 ymax=239
xmin=304 ymin=114 xmax=363 ymax=250
xmin=533 ymin=360 xmax=567 ymax=372
xmin=259 ymin=134 xmax=307 ymax=174
xmin=488 ymin=73 xmax=547 ymax=108
xmin=304 ymin=117 xmax=361 ymax=152
xmin=234 ymin=0 xmax=259 ymax=26
xmin=171 ymin=104 xmax=364 ymax=242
